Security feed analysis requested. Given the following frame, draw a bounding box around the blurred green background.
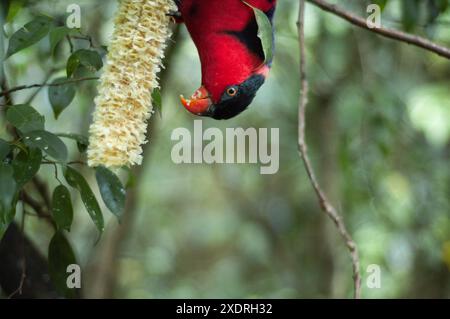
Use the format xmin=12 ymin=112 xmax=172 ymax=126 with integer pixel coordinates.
xmin=1 ymin=0 xmax=449 ymax=298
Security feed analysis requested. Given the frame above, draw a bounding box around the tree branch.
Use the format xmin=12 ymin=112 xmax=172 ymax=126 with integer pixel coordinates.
xmin=307 ymin=0 xmax=450 ymax=60
xmin=298 ymin=0 xmax=361 ymax=299
xmin=0 ymin=77 xmax=99 ymax=98
xmin=21 ymin=191 xmax=55 ymax=229
xmin=31 ymin=176 xmax=51 ymax=210
xmin=2 ymin=78 xmax=55 ymax=229
xmin=24 ymin=68 xmax=59 ymax=105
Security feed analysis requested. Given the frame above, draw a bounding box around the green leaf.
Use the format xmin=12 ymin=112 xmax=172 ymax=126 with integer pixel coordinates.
xmin=64 ymin=166 xmax=104 ymax=233
xmin=152 ymin=88 xmax=163 ymax=118
xmin=95 ymin=166 xmax=126 ymax=221
xmin=48 ymin=77 xmax=76 ymax=119
xmin=0 ymin=164 xmax=17 ymax=224
xmin=0 ymin=139 xmax=11 ymax=161
xmin=436 ymin=0 xmax=448 ymax=11
xmin=66 ymin=49 xmax=103 ymax=78
xmin=401 ymin=0 xmax=420 ymax=31
xmin=48 ymin=231 xmax=79 ymax=299
xmin=122 ymin=166 xmax=136 ymax=189
xmin=49 ymin=26 xmax=72 ymax=55
xmin=6 ymin=0 xmax=25 ymax=23
xmin=243 ymin=1 xmax=274 ymax=64
xmin=23 ymin=130 xmax=68 ymax=162
xmin=426 ymin=0 xmax=448 ymax=24
xmin=373 ymin=0 xmax=388 ymax=11
xmin=52 ymin=185 xmax=73 ymax=232
xmin=6 ymin=15 xmax=53 ymax=59
xmin=57 ymin=133 xmax=89 ymax=153
xmin=6 ymin=104 xmax=45 ymax=133
xmin=12 ymin=148 xmax=42 ymax=188
xmin=0 ymin=222 xmax=7 ymax=242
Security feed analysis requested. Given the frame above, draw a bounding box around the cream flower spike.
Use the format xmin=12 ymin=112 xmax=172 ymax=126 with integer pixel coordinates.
xmin=87 ymin=0 xmax=177 ymax=168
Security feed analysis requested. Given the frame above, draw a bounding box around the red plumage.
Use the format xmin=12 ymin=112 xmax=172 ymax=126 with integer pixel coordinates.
xmin=176 ymin=0 xmax=277 ymax=119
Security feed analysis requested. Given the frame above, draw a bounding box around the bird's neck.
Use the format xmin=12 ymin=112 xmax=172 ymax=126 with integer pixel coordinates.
xmin=181 ymin=0 xmax=276 ymax=102
xmin=180 ymin=0 xmax=276 ymax=101
xmin=198 ymin=34 xmax=263 ymax=102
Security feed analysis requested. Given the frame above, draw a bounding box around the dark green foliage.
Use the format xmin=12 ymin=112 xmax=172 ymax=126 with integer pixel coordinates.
xmin=51 ymin=185 xmax=73 ymax=231
xmin=64 ymin=166 xmax=104 ymax=233
xmin=95 ymin=166 xmax=126 ymax=221
xmin=0 ymin=4 xmax=115 ymax=296
xmin=152 ymin=88 xmax=163 ymax=117
xmin=49 ymin=26 xmax=73 ymax=54
xmin=66 ymin=49 xmax=103 ymax=78
xmin=6 ymin=104 xmax=45 ymax=133
xmin=244 ymin=1 xmax=274 ymax=64
xmin=0 ymin=0 xmax=449 ymax=299
xmin=12 ymin=148 xmax=42 ymax=188
xmin=57 ymin=133 xmax=89 ymax=153
xmin=48 ymin=77 xmax=76 ymax=119
xmin=48 ymin=231 xmax=79 ymax=298
xmin=6 ymin=15 xmax=53 ymax=58
xmin=23 ymin=130 xmax=68 ymax=161
xmin=0 ymin=164 xmax=17 ymax=224
xmin=0 ymin=139 xmax=10 ymax=160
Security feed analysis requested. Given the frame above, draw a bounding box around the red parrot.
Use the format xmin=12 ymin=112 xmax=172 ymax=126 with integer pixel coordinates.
xmin=174 ymin=0 xmax=277 ymax=119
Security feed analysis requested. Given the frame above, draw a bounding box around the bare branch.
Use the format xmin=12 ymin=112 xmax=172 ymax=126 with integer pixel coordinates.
xmin=298 ymin=0 xmax=361 ymax=299
xmin=31 ymin=176 xmax=51 ymax=210
xmin=24 ymin=68 xmax=60 ymax=105
xmin=41 ymin=160 xmax=86 ymax=166
xmin=307 ymin=0 xmax=450 ymax=60
xmin=0 ymin=77 xmax=99 ymax=98
xmin=66 ymin=35 xmax=75 ymax=53
xmin=21 ymin=191 xmax=55 ymax=228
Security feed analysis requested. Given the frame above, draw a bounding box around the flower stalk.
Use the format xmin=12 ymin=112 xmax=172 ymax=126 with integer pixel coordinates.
xmin=88 ymin=0 xmax=176 ymax=167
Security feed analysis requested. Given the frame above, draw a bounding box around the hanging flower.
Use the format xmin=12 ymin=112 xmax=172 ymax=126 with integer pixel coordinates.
xmin=87 ymin=0 xmax=176 ymax=167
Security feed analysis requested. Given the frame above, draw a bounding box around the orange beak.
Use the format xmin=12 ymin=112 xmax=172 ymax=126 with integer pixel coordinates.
xmin=180 ymin=86 xmax=212 ymax=115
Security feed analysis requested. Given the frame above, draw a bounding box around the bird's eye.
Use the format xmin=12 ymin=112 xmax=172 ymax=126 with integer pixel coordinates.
xmin=226 ymin=87 xmax=238 ymax=97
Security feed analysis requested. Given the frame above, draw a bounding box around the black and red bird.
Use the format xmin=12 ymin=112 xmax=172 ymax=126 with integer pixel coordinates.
xmin=174 ymin=0 xmax=277 ymax=120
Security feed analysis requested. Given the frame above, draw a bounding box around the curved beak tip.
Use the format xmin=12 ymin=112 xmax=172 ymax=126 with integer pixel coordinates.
xmin=179 ymin=87 xmax=212 ymax=115
xmin=180 ymin=95 xmax=190 ymax=108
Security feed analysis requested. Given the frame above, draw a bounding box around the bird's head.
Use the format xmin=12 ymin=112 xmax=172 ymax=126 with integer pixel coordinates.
xmin=178 ymin=0 xmax=275 ymax=120
xmin=180 ymin=65 xmax=269 ymax=120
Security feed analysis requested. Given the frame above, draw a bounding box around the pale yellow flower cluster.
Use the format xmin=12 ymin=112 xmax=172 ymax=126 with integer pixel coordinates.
xmin=88 ymin=0 xmax=176 ymax=167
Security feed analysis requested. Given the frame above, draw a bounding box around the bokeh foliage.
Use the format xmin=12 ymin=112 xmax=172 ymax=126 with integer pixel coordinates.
xmin=0 ymin=0 xmax=449 ymax=298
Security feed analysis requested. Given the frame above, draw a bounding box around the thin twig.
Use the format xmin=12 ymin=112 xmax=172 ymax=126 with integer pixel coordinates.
xmin=41 ymin=160 xmax=86 ymax=166
xmin=8 ymin=207 xmax=27 ymax=299
xmin=24 ymin=68 xmax=59 ymax=105
xmin=50 ymin=162 xmax=64 ymax=185
xmin=307 ymin=0 xmax=450 ymax=60
xmin=298 ymin=0 xmax=361 ymax=299
xmin=31 ymin=176 xmax=51 ymax=210
xmin=66 ymin=35 xmax=74 ymax=53
xmin=21 ymin=191 xmax=55 ymax=227
xmin=0 ymin=77 xmax=99 ymax=98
